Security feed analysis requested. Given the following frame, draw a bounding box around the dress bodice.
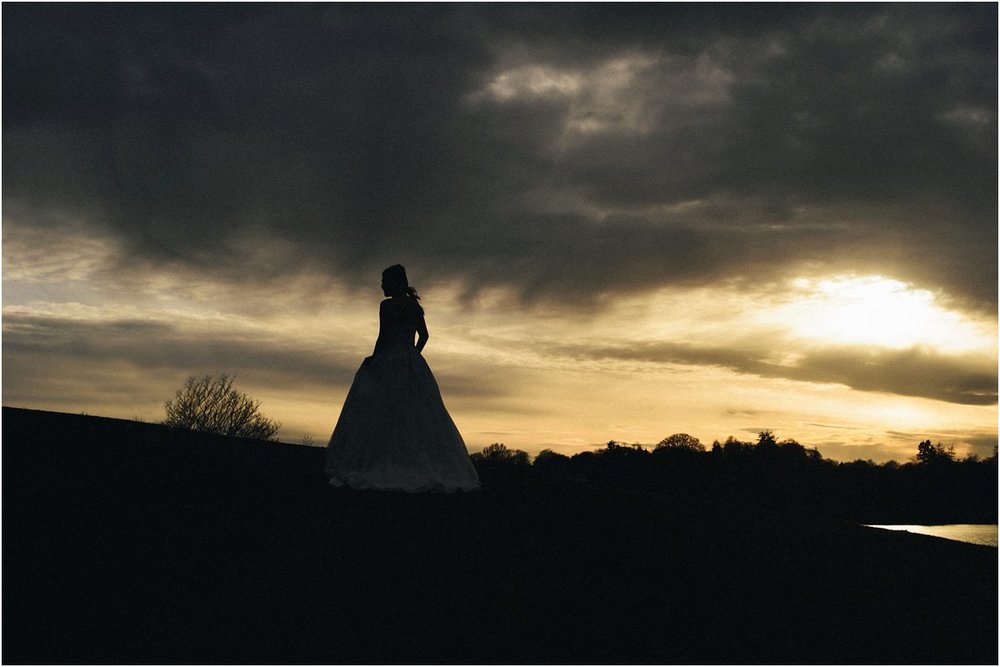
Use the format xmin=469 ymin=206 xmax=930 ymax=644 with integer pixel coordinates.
xmin=374 ymin=297 xmax=423 ymax=354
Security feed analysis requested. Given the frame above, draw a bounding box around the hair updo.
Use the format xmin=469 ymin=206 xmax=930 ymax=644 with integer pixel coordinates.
xmin=382 ymin=264 xmax=420 ymax=300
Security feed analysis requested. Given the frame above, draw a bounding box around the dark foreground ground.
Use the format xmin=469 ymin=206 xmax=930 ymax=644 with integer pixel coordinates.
xmin=3 ymin=407 xmax=997 ymax=664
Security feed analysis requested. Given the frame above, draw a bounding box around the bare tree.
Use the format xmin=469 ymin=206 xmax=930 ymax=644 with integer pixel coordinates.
xmin=164 ymin=374 xmax=281 ymax=440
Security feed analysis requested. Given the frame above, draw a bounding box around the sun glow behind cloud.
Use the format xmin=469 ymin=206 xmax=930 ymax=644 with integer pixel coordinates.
xmin=3 ymin=207 xmax=996 ymax=463
xmin=409 ymin=276 xmax=996 ymax=458
xmin=772 ymin=276 xmax=995 ymax=354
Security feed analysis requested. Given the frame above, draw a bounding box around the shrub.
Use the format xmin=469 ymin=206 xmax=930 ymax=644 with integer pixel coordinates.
xmin=655 ymin=433 xmax=705 ymax=452
xmin=914 ymin=439 xmax=955 ymax=465
xmin=534 ymin=448 xmax=570 ymax=467
xmin=164 ymin=374 xmax=281 ymax=440
xmin=471 ymin=442 xmax=531 ymax=467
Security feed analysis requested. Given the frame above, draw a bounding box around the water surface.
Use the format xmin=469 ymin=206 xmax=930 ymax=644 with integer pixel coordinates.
xmin=865 ymin=524 xmax=998 ymax=547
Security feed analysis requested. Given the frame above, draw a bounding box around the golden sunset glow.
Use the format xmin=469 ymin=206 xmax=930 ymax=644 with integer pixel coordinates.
xmin=5 ymin=243 xmax=994 ymax=464
xmin=3 ymin=4 xmax=996 ymax=465
xmin=775 ymin=276 xmax=995 ymax=353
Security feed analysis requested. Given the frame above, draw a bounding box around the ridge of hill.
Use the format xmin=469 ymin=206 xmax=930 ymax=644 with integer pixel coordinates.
xmin=3 ymin=407 xmax=997 ymax=664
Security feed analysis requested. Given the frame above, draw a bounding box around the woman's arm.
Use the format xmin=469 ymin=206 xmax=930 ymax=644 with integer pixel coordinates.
xmin=372 ymin=299 xmax=389 ymax=356
xmin=415 ymin=312 xmax=429 ymax=353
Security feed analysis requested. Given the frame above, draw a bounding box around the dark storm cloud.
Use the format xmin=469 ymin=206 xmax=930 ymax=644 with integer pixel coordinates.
xmin=554 ymin=339 xmax=997 ymax=406
xmin=4 ymin=4 xmax=996 ymax=308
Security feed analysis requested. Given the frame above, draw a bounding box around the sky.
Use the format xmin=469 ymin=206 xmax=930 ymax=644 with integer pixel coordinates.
xmin=3 ymin=3 xmax=997 ymax=462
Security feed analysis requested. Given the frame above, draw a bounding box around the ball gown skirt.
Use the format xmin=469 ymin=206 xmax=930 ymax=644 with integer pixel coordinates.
xmin=325 ymin=347 xmax=481 ymax=492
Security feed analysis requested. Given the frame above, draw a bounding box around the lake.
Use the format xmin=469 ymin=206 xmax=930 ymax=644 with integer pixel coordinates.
xmin=865 ymin=524 xmax=998 ymax=547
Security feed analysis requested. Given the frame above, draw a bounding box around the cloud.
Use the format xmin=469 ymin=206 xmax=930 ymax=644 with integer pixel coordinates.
xmin=549 ymin=339 xmax=997 ymax=406
xmin=1 ymin=312 xmax=359 ymax=389
xmin=1 ymin=310 xmax=510 ymax=427
xmin=790 ymin=347 xmax=996 ymax=405
xmin=3 ymin=4 xmax=995 ymax=312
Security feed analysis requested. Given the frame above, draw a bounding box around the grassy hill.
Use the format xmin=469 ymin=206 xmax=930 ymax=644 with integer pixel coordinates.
xmin=3 ymin=407 xmax=996 ymax=664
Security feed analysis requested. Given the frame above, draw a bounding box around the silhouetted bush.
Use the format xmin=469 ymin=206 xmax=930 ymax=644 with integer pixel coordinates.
xmin=653 ymin=434 xmax=706 ymax=468
xmin=718 ymin=435 xmax=754 ymax=457
xmin=914 ymin=439 xmax=956 ymax=465
xmin=655 ymin=433 xmax=705 ymax=452
xmin=474 ymin=442 xmax=531 ymax=465
xmin=533 ymin=449 xmax=571 ymax=475
xmin=600 ymin=440 xmax=649 ymax=459
xmin=471 ymin=443 xmax=531 ymax=470
xmin=164 ymin=374 xmax=281 ymax=440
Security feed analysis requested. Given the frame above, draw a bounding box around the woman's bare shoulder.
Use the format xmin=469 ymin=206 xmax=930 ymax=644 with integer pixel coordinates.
xmin=380 ymin=296 xmax=422 ymax=316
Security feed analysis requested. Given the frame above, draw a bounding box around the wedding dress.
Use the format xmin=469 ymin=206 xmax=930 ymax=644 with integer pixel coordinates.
xmin=325 ymin=296 xmax=480 ymax=492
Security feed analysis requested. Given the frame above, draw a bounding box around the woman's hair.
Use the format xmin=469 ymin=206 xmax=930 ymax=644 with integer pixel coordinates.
xmin=382 ymin=264 xmax=420 ymax=300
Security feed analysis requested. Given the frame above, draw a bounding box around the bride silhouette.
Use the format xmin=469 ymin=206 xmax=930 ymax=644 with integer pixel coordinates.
xmin=325 ymin=265 xmax=481 ymax=492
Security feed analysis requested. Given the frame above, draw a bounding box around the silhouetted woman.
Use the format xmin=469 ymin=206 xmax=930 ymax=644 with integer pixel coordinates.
xmin=325 ymin=265 xmax=480 ymax=492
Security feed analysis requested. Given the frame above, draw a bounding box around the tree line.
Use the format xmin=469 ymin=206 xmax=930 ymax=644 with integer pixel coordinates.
xmin=471 ymin=431 xmax=998 ymax=524
xmin=160 ymin=374 xmax=995 ymax=524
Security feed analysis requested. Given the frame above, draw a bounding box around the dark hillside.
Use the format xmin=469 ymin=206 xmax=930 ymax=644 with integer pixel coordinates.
xmin=3 ymin=407 xmax=996 ymax=664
